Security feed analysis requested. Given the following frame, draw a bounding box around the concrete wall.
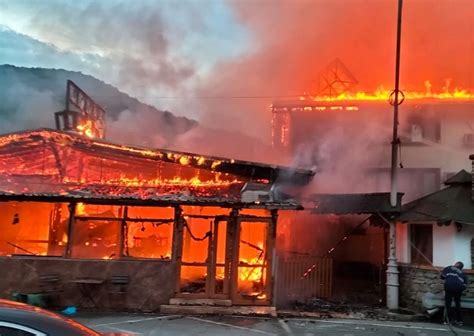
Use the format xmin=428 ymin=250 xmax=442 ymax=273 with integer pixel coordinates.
xmin=0 ymin=257 xmax=177 ymax=312
xmin=399 ymin=263 xmax=474 ymax=311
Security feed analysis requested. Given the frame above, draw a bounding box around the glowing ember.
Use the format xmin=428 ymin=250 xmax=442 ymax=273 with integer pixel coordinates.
xmin=179 ymin=156 xmax=190 ymax=165
xmin=239 ymin=257 xmax=264 ymax=281
xmin=76 ymin=202 xmax=86 ymax=215
xmin=89 ymin=175 xmax=242 ymax=188
xmin=76 ymin=120 xmax=95 ymax=138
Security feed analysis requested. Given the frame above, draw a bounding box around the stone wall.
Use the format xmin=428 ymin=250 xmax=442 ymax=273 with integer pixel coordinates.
xmin=399 ymin=263 xmax=474 ymax=310
xmin=0 ymin=256 xmax=177 ymax=312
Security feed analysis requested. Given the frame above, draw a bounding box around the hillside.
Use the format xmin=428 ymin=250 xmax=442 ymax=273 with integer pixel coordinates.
xmin=0 ymin=64 xmax=197 ymax=146
xmin=0 ymin=64 xmax=282 ymax=164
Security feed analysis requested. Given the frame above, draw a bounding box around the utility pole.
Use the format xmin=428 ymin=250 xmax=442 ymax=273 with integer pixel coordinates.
xmin=387 ymin=0 xmax=404 ymax=310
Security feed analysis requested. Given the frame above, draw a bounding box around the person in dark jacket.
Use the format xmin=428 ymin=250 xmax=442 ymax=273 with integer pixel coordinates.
xmin=441 ymin=261 xmax=468 ymax=326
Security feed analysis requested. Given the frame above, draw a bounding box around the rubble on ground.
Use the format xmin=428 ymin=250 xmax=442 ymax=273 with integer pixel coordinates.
xmin=283 ymin=297 xmax=425 ymax=321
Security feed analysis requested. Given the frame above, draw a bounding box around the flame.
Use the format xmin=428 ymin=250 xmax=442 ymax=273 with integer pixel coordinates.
xmin=76 ymin=120 xmax=94 ymax=138
xmin=179 ymin=156 xmax=190 ymax=165
xmin=239 ymin=257 xmax=264 ymax=282
xmin=211 ymin=161 xmax=222 ymax=169
xmin=298 ymin=85 xmax=474 ymax=102
xmin=87 ymin=174 xmax=242 ymax=188
xmin=215 ymin=257 xmax=263 ymax=282
xmin=257 ymin=293 xmax=267 ymax=300
xmin=76 ymin=202 xmax=86 ymax=215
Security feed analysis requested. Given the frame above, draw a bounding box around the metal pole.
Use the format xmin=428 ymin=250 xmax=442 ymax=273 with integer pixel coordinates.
xmin=390 ymin=0 xmax=403 ymax=207
xmin=387 ymin=0 xmax=404 ymax=310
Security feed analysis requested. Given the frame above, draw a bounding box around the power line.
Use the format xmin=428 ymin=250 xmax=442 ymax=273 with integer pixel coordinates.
xmin=94 ymin=95 xmax=308 ymax=100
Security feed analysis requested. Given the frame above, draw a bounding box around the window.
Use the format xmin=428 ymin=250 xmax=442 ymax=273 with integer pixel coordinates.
xmin=1 ymin=202 xmax=175 ymax=260
xmin=410 ymin=224 xmax=433 ymax=265
xmin=0 ymin=202 xmax=69 ymax=257
xmin=71 ymin=204 xmax=174 ymax=260
xmin=125 ymin=206 xmax=174 ymax=259
xmin=403 ymin=109 xmax=441 ymax=143
xmin=71 ymin=204 xmax=122 ymax=260
xmin=0 ymin=322 xmax=46 ymax=336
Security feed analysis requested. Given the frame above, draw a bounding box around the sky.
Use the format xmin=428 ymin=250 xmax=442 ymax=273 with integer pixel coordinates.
xmin=0 ymin=0 xmax=251 ymax=115
xmin=0 ymin=0 xmax=473 ymax=141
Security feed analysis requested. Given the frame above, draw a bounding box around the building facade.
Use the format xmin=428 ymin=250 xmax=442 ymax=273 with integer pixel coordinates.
xmin=0 ymin=128 xmax=314 ymax=311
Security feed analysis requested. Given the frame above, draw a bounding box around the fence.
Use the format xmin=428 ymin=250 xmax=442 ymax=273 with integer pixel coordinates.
xmin=275 ymin=256 xmax=333 ymax=307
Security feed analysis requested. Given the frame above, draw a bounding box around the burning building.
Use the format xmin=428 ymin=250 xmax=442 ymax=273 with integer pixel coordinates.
xmin=272 ymin=89 xmax=474 ymax=201
xmin=0 ymin=81 xmax=318 ymax=312
xmin=271 ymin=80 xmax=474 ymax=307
xmin=0 ymin=127 xmax=315 ymax=311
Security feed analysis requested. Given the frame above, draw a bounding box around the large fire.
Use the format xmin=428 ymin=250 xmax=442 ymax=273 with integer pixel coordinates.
xmin=299 ymin=83 xmax=474 ymax=102
xmin=0 ymin=129 xmax=257 ymax=200
xmin=68 ymin=175 xmax=242 ymax=189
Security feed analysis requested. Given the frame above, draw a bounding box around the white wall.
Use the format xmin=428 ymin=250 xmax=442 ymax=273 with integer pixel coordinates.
xmin=377 ymin=106 xmax=474 ymax=187
xmin=433 ymin=224 xmax=456 ymax=267
xmin=397 ymin=223 xmax=462 ymax=268
xmin=454 ymin=225 xmax=474 ymax=269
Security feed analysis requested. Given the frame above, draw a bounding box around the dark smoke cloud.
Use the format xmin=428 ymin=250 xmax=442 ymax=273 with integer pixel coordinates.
xmin=19 ymin=1 xmax=197 ymax=96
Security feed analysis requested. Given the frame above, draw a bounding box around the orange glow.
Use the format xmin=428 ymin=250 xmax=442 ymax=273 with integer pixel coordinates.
xmin=76 ymin=203 xmax=86 ymax=215
xmin=76 ymin=120 xmax=94 ymax=138
xmin=238 ymin=256 xmax=264 ymax=281
xmin=77 ymin=174 xmax=242 ymax=188
xmin=299 ymin=85 xmax=474 ymax=102
xmin=179 ymin=156 xmax=190 ymax=165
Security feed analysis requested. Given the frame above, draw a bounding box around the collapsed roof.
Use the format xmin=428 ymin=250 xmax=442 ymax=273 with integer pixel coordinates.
xmin=0 ymin=129 xmax=314 ymax=208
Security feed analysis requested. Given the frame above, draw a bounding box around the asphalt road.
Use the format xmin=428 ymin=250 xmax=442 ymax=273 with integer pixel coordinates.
xmin=75 ymin=314 xmax=474 ymax=336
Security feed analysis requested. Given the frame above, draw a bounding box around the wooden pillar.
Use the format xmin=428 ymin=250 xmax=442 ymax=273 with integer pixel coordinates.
xmin=65 ymin=202 xmax=76 ymax=258
xmin=268 ymin=209 xmax=278 ymax=306
xmin=173 ymin=206 xmax=183 ymax=295
xmin=119 ymin=206 xmax=128 ymax=257
xmin=229 ymin=208 xmax=239 ymax=303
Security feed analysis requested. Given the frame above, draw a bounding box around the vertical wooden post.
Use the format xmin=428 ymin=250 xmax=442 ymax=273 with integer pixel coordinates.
xmin=119 ymin=206 xmax=128 ymax=257
xmin=65 ymin=202 xmax=76 ymax=258
xmin=269 ymin=209 xmax=278 ymax=306
xmin=205 ymin=219 xmax=213 ymax=296
xmin=173 ymin=206 xmax=183 ymax=295
xmin=209 ymin=218 xmax=219 ymax=296
xmin=229 ymin=208 xmax=239 ymax=303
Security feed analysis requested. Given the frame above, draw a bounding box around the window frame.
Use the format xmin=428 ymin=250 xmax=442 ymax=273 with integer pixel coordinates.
xmin=68 ymin=203 xmax=175 ymax=261
xmin=409 ymin=223 xmax=433 ymax=265
xmin=0 ymin=321 xmax=47 ymax=336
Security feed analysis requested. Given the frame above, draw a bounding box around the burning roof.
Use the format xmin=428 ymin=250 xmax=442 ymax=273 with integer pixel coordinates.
xmin=0 ymin=129 xmax=313 ymax=208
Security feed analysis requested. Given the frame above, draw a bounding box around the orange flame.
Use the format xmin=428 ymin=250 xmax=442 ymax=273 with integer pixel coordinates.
xmin=239 ymin=257 xmax=264 ymax=281
xmin=299 ymin=85 xmax=474 ymax=102
xmin=92 ymin=175 xmax=242 ymax=188
xmin=76 ymin=120 xmax=95 ymax=138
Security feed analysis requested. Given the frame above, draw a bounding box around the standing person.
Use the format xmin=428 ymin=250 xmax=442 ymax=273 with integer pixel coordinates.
xmin=441 ymin=261 xmax=468 ymax=326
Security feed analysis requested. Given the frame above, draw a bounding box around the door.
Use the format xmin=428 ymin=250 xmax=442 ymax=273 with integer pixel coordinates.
xmin=178 ymin=215 xmax=230 ymax=298
xmin=232 ymin=218 xmax=273 ymax=305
